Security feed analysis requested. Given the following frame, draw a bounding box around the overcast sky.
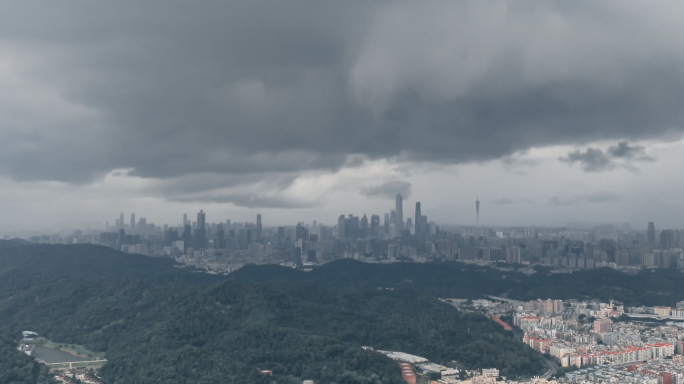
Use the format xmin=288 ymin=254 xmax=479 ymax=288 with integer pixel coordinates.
xmin=1 ymin=0 xmax=684 ymax=233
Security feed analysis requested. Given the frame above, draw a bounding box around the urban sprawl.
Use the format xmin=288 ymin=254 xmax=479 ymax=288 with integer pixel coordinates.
xmin=9 ymin=194 xmax=684 ymax=275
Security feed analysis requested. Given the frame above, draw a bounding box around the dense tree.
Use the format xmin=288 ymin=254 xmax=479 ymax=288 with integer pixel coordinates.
xmin=15 ymin=242 xmax=684 ymax=382
xmin=0 ymin=241 xmax=546 ymax=383
xmin=0 ymin=336 xmax=55 ymax=384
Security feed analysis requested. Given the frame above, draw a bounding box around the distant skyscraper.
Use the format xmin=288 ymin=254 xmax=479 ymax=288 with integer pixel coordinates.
xmin=348 ymin=214 xmax=359 ymax=239
xmin=256 ymin=214 xmax=262 ymax=241
xmin=197 ymin=210 xmax=205 ymax=230
xmin=130 ymin=213 xmax=135 ymax=230
xmin=647 ymin=222 xmax=656 ymax=251
xmin=337 ymin=215 xmax=346 ymax=239
xmin=194 ymin=210 xmax=207 ymax=249
xmin=476 ymin=196 xmax=480 ymax=229
xmin=383 ymin=213 xmax=390 ymax=236
xmin=395 ymin=194 xmax=403 ymax=231
xmin=415 ymin=202 xmax=422 ymax=235
xmin=182 ymin=224 xmax=192 ymax=251
xmin=119 ymin=212 xmax=124 ymax=229
xmin=661 ymin=229 xmax=674 ymax=251
xmin=370 ymin=214 xmax=380 ymax=238
xmin=183 ymin=213 xmax=187 ymax=226
xmin=216 ymin=224 xmax=226 ymax=249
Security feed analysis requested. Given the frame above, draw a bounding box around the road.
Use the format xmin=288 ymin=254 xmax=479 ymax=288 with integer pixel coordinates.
xmin=501 ymin=314 xmax=558 ymax=380
xmin=540 ymin=356 xmax=558 ymax=379
xmin=487 ymin=295 xmax=526 ymax=306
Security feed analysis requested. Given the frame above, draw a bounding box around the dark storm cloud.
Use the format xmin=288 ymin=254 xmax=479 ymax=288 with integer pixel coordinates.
xmin=559 ymin=142 xmax=655 ymax=172
xmin=360 ymin=181 xmax=412 ymax=199
xmin=0 ymin=0 xmax=683 ymax=197
xmin=559 ymin=148 xmax=615 ymax=172
xmin=607 ymin=142 xmax=654 ymax=161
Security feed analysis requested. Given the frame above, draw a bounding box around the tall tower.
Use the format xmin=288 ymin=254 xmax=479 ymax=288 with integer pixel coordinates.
xmin=476 ymin=196 xmax=480 ymax=229
xmin=395 ymin=194 xmax=403 ymax=231
xmin=194 ymin=210 xmax=207 ymax=249
xmin=337 ymin=215 xmax=346 ymax=239
xmin=415 ymin=202 xmax=422 ymax=235
xmin=197 ymin=210 xmax=206 ymax=230
xmin=119 ymin=212 xmax=124 ymax=229
xmin=183 ymin=213 xmax=187 ymax=226
xmin=647 ymin=222 xmax=656 ymax=251
xmin=256 ymin=214 xmax=263 ymax=241
xmin=130 ymin=213 xmax=135 ymax=230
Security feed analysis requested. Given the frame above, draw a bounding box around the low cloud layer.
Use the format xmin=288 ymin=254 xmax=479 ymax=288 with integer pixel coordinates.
xmin=360 ymin=181 xmax=412 ymax=200
xmin=548 ymin=192 xmax=619 ymax=206
xmin=559 ymin=142 xmax=655 ymax=172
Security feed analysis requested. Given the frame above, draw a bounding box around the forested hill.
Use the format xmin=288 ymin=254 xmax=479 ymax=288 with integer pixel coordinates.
xmin=0 ymin=240 xmax=223 ymax=285
xmin=0 ymin=242 xmax=546 ymax=383
xmin=229 ymin=259 xmax=684 ymax=306
xmin=0 ymin=336 xmax=55 ymax=384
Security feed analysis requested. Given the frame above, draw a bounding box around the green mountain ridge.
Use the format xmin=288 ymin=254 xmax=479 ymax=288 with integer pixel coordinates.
xmin=230 ymin=259 xmax=684 ymax=306
xmin=0 ymin=242 xmax=544 ymax=384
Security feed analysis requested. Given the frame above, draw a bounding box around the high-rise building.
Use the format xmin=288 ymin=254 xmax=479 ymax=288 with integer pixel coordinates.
xmin=476 ymin=196 xmax=480 ymax=229
xmin=348 ymin=214 xmax=359 ymax=239
xmin=256 ymin=214 xmax=263 ymax=241
xmin=415 ymin=202 xmax=422 ymax=235
xmin=337 ymin=215 xmax=346 ymax=239
xmin=183 ymin=213 xmax=187 ymax=226
xmin=194 ymin=210 xmax=207 ymax=249
xmin=296 ymin=223 xmax=307 ymax=241
xmin=593 ymin=318 xmax=612 ymax=333
xmin=370 ymin=215 xmax=380 ymax=238
xmin=216 ymin=224 xmax=226 ymax=249
xmin=360 ymin=213 xmax=369 ymax=238
xmin=119 ymin=213 xmax=124 ymax=229
xmin=197 ymin=210 xmax=205 ymax=229
xmin=506 ymin=246 xmax=521 ymax=264
xmin=395 ymin=194 xmax=404 ymax=231
xmin=182 ymin=224 xmax=192 ymax=251
xmin=383 ymin=213 xmax=390 ymax=236
xmin=394 ymin=193 xmax=404 ymax=231
xmin=647 ymin=222 xmax=656 ymax=251
xmin=130 ymin=213 xmax=135 ymax=230
xmin=661 ymin=229 xmax=674 ymax=250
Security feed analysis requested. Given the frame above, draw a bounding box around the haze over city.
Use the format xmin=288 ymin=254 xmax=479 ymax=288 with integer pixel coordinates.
xmin=1 ymin=1 xmax=684 ymax=231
